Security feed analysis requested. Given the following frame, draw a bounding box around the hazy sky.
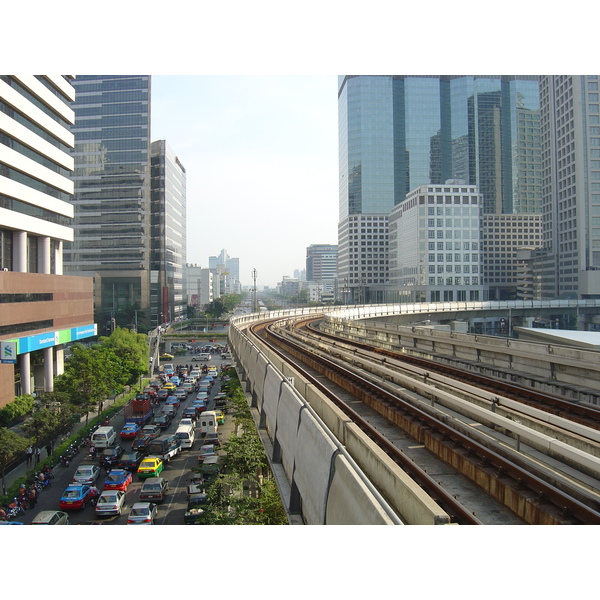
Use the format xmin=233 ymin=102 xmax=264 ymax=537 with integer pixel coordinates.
xmin=151 ymin=75 xmax=339 ymax=288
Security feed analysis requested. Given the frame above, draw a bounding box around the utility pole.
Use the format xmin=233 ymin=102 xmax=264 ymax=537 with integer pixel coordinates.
xmin=252 ymin=268 xmax=258 ymax=313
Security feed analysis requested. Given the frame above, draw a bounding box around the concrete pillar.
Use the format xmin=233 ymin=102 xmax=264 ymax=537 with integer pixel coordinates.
xmin=54 ymin=241 xmax=63 ymax=275
xmin=13 ymin=231 xmax=27 ymax=272
xmin=55 ymin=347 xmax=65 ymax=376
xmin=20 ymin=353 xmax=31 ymax=395
xmin=38 ymin=236 xmax=51 ymax=274
xmin=44 ymin=346 xmax=54 ymax=392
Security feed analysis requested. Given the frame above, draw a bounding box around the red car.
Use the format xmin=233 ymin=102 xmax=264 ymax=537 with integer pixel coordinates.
xmin=103 ymin=469 xmax=133 ymax=492
xmin=59 ymin=484 xmax=97 ymax=510
xmin=120 ymin=423 xmax=141 ymax=440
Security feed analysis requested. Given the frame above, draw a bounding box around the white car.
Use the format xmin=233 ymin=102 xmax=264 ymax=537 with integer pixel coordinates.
xmin=127 ymin=502 xmax=158 ymax=524
xmin=95 ymin=490 xmax=126 ymax=516
xmin=72 ymin=464 xmax=101 ymax=485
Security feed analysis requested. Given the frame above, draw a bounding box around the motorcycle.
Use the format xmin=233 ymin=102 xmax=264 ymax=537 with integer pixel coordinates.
xmin=60 ymin=454 xmax=70 ymax=467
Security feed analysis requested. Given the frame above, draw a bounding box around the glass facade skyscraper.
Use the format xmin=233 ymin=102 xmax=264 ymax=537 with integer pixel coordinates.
xmin=65 ymin=75 xmax=152 ymax=331
xmin=338 ymin=75 xmax=542 ymax=302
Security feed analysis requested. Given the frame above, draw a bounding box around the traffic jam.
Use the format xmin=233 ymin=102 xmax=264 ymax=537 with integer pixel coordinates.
xmin=8 ymin=344 xmax=233 ymax=525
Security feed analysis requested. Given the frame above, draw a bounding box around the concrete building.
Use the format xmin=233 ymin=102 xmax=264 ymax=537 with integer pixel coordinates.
xmin=184 ymin=263 xmax=213 ymax=309
xmin=306 ymin=244 xmax=337 ymax=285
xmin=0 ymin=76 xmax=95 ymax=407
xmin=388 ymin=183 xmax=487 ymax=303
xmin=539 ymin=76 xmax=600 ymax=299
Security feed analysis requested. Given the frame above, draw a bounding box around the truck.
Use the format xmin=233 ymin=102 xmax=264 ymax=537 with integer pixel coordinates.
xmin=124 ymin=395 xmax=154 ymax=426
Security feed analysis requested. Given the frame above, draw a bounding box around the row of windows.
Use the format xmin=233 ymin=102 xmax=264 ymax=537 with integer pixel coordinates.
xmin=0 ymin=293 xmax=53 ymax=303
xmin=0 ymin=319 xmax=54 ymax=336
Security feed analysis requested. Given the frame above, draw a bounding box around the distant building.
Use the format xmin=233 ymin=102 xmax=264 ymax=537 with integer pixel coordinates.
xmin=0 ymin=76 xmax=95 ymax=406
xmin=184 ymin=264 xmax=213 ymax=308
xmin=306 ymin=244 xmax=337 ymax=283
xmin=209 ymin=248 xmax=241 ymax=294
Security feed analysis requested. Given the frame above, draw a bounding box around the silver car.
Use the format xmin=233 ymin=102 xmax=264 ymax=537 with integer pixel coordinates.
xmin=127 ymin=502 xmax=158 ymax=524
xmin=95 ymin=490 xmax=126 ymax=516
xmin=72 ymin=464 xmax=101 ymax=485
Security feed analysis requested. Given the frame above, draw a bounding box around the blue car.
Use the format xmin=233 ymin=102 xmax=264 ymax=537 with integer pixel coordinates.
xmin=165 ymin=396 xmax=180 ymax=408
xmin=120 ymin=423 xmax=141 ymax=440
xmin=59 ymin=484 xmax=97 ymax=510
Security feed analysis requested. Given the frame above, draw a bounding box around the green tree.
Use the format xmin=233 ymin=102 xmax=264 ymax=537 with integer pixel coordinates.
xmin=22 ymin=407 xmax=72 ymax=449
xmin=99 ymin=327 xmax=148 ymax=387
xmin=0 ymin=428 xmax=30 ymax=494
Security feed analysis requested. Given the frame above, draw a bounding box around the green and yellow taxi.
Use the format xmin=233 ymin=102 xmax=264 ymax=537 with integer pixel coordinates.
xmin=214 ymin=409 xmax=225 ymax=425
xmin=159 ymin=353 xmax=174 ymax=360
xmin=137 ymin=456 xmax=164 ymax=479
xmin=161 ymin=382 xmax=176 ymax=391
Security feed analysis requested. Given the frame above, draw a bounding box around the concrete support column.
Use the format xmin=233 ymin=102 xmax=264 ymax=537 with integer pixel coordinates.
xmin=20 ymin=353 xmax=31 ymax=395
xmin=44 ymin=346 xmax=54 ymax=392
xmin=13 ymin=231 xmax=27 ymax=272
xmin=38 ymin=236 xmax=51 ymax=274
xmin=55 ymin=347 xmax=65 ymax=376
xmin=54 ymin=240 xmax=63 ymax=275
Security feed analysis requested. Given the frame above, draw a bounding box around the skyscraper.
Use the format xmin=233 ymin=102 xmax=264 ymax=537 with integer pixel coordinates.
xmin=338 ymin=75 xmax=541 ymax=302
xmin=539 ymin=76 xmax=600 ymax=299
xmin=306 ymin=244 xmax=338 ymax=283
xmin=0 ymin=76 xmax=95 ymax=406
xmin=65 ymin=75 xmax=152 ymax=331
xmin=150 ymin=139 xmax=187 ymax=324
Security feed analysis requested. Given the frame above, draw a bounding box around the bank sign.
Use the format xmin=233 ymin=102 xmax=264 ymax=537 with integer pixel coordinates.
xmin=1 ymin=342 xmax=17 ymax=364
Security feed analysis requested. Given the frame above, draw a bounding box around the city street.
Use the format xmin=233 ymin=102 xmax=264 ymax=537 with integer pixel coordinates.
xmin=17 ymin=349 xmax=234 ymax=525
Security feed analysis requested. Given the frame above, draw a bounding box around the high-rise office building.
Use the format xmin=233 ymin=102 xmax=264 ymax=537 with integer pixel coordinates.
xmin=338 ymin=75 xmax=542 ymax=302
xmin=306 ymin=244 xmax=338 ymax=283
xmin=539 ymin=76 xmax=600 ymax=299
xmin=150 ymin=139 xmax=186 ymax=324
xmin=0 ymin=76 xmax=95 ymax=406
xmin=65 ymin=75 xmax=164 ymax=331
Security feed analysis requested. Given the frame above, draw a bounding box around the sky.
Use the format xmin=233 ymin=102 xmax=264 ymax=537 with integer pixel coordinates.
xmin=150 ymin=75 xmax=339 ymax=288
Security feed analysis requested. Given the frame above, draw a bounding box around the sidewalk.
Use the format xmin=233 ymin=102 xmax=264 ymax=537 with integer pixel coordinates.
xmin=2 ymin=391 xmax=124 ymax=494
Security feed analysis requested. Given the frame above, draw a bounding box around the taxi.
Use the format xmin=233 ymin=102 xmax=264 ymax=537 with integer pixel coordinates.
xmin=103 ymin=468 xmax=133 ymax=492
xmin=214 ymin=409 xmax=225 ymax=425
xmin=162 ymin=382 xmax=176 ymax=391
xmin=159 ymin=353 xmax=174 ymax=360
xmin=137 ymin=456 xmax=164 ymax=479
xmin=59 ymin=484 xmax=97 ymax=510
xmin=120 ymin=423 xmax=141 ymax=440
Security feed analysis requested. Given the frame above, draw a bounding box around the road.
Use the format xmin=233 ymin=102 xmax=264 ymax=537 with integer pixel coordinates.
xmin=17 ymin=348 xmax=233 ymax=525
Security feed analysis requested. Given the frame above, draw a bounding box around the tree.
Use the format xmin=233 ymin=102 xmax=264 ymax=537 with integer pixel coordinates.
xmin=22 ymin=407 xmax=72 ymax=449
xmin=0 ymin=428 xmax=30 ymax=494
xmin=99 ymin=327 xmax=148 ymax=387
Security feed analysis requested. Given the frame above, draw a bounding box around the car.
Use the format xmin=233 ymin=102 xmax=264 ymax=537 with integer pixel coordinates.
xmin=95 ymin=490 xmax=126 ymax=516
xmin=191 ymin=355 xmax=204 ymax=362
xmin=159 ymin=353 xmax=174 ymax=360
xmin=182 ymin=406 xmax=199 ymax=421
xmin=72 ymin=464 xmax=101 ymax=485
xmin=149 ymin=380 xmax=163 ymax=390
xmin=165 ymin=396 xmax=180 ymax=408
xmin=120 ymin=423 xmax=141 ymax=440
xmin=174 ymin=388 xmax=188 ymax=400
xmin=59 ymin=484 xmax=97 ymax=510
xmin=184 ymin=492 xmax=209 ymax=524
xmin=157 ymin=389 xmax=170 ymax=401
xmin=161 ymin=405 xmax=177 ymax=419
xmin=98 ymin=445 xmax=125 ymax=467
xmin=170 ymin=375 xmax=181 ymax=385
xmin=132 ymin=434 xmax=153 ymax=453
xmin=214 ymin=409 xmax=225 ymax=425
xmin=207 ymin=366 xmax=218 ymax=375
xmin=141 ymin=424 xmax=160 ymax=439
xmin=198 ymin=444 xmax=216 ymax=463
xmin=182 ymin=382 xmax=194 ymax=393
xmin=204 ymin=432 xmax=221 ymax=448
xmin=137 ymin=456 xmax=164 ymax=479
xmin=118 ymin=450 xmax=145 ymax=471
xmin=164 ymin=368 xmax=175 ymax=377
xmin=162 ymin=382 xmax=176 ymax=391
xmin=154 ymin=414 xmax=172 ymax=430
xmin=31 ymin=510 xmax=70 ymax=525
xmin=178 ymin=418 xmax=194 ymax=428
xmin=139 ymin=477 xmax=169 ymax=503
xmin=127 ymin=502 xmax=158 ymax=524
xmin=103 ymin=468 xmax=133 ymax=491
xmin=195 ymin=392 xmax=208 ymax=401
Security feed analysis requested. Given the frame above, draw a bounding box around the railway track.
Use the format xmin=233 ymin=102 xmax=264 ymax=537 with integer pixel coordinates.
xmin=249 ymin=316 xmax=600 ymax=525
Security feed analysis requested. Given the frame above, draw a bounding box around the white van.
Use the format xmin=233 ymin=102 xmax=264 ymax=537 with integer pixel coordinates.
xmin=175 ymin=423 xmax=196 ymax=449
xmin=90 ymin=426 xmax=116 ymax=448
xmin=198 ymin=411 xmax=218 ymax=435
